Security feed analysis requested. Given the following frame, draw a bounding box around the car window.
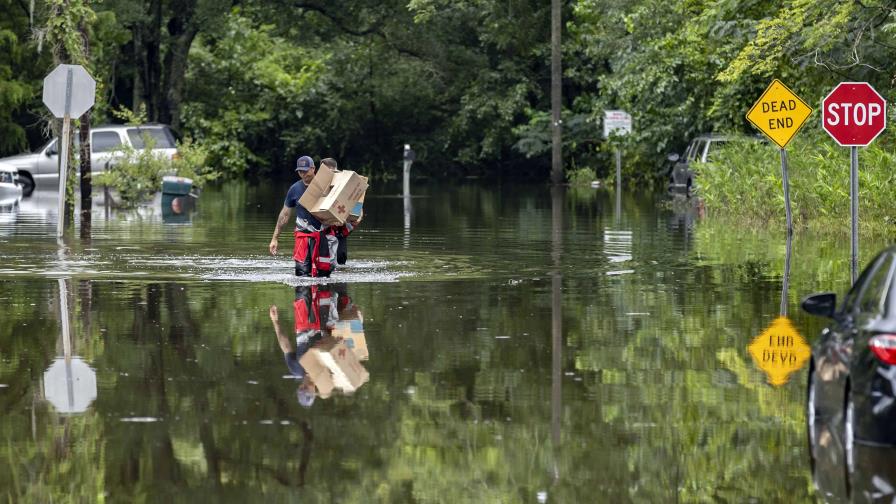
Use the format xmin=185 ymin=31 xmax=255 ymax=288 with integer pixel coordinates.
xmin=842 ymin=260 xmax=876 ymax=314
xmin=857 ymin=254 xmax=894 ymax=315
xmin=0 ymin=172 xmax=13 ymax=184
xmin=92 ymin=132 xmax=123 ymax=153
xmin=44 ymin=137 xmax=81 ymax=155
xmin=843 ymin=253 xmax=891 ymax=315
xmin=127 ymin=128 xmax=176 ymax=149
xmin=690 ymin=140 xmax=707 ymax=161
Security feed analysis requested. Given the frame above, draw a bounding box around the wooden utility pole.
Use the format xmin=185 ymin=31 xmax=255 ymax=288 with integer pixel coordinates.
xmin=550 ymin=0 xmax=563 ymax=184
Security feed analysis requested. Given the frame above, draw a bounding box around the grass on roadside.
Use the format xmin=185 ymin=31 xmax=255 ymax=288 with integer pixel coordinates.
xmin=695 ymin=131 xmax=896 ymax=236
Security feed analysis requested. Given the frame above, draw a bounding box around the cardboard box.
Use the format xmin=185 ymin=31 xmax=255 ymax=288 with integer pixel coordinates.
xmin=349 ymin=190 xmax=365 ymax=221
xmin=299 ymin=337 xmax=369 ymax=398
xmin=298 ymin=169 xmax=368 ymax=226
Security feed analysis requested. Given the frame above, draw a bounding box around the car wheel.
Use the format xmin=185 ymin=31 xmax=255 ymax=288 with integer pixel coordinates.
xmin=845 ymin=385 xmax=855 ymax=476
xmin=18 ymin=172 xmax=34 ymax=197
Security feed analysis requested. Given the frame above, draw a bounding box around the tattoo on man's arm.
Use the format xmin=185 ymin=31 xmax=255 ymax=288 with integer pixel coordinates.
xmin=274 ymin=207 xmax=290 ymax=237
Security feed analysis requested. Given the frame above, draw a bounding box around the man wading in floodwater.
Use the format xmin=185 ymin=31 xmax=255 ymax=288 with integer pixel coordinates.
xmin=270 ymin=155 xmax=338 ymax=277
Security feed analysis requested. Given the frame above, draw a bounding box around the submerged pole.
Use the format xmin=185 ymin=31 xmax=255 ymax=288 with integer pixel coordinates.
xmin=57 ymin=117 xmax=71 ymax=238
xmin=403 ymin=144 xmax=414 ymax=248
xmin=780 ymin=148 xmax=792 ymax=236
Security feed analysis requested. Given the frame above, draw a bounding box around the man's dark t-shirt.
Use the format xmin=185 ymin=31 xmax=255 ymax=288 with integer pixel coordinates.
xmin=285 ymin=181 xmax=322 ymax=231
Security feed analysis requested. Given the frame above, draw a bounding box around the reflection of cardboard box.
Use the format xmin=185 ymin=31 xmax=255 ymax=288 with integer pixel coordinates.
xmin=333 ymin=320 xmax=367 ymax=360
xmin=299 ymin=337 xmax=369 ymax=398
xmin=334 ymin=303 xmax=366 ymax=360
xmin=298 ymin=169 xmax=368 ymax=226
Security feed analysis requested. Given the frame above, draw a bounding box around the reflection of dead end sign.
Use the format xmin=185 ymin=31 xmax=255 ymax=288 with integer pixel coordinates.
xmin=747 ymin=316 xmax=811 ymax=386
xmin=43 ymin=358 xmax=97 ymax=414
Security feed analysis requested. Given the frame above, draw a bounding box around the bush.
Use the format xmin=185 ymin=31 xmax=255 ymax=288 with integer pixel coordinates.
xmin=696 ymin=131 xmax=896 ymax=236
xmin=95 ymin=137 xmax=216 ymax=207
xmin=568 ymin=166 xmax=597 ymax=187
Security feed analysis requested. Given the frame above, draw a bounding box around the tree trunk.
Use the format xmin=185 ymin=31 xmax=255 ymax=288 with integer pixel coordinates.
xmin=161 ymin=0 xmax=199 ymax=130
xmin=79 ymin=110 xmax=91 ymax=238
xmin=141 ymin=0 xmax=164 ymax=121
xmin=132 ymin=30 xmax=144 ymax=113
xmin=79 ymin=16 xmax=92 ymax=239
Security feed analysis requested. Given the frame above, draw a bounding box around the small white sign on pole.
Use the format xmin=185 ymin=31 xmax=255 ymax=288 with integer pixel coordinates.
xmin=42 ymin=64 xmax=96 ymax=238
xmin=603 ymin=110 xmax=632 ymax=139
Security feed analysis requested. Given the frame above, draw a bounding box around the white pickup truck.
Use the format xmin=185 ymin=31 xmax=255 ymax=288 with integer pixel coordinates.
xmin=0 ymin=124 xmax=179 ymax=196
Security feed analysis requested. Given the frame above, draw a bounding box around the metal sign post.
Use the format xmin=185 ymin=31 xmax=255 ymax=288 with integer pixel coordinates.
xmin=403 ymin=144 xmax=415 ymax=199
xmin=604 ymin=110 xmax=631 ymax=218
xmin=615 ymin=147 xmax=622 ymax=220
xmin=746 ymin=79 xmax=812 ymax=236
xmin=780 ymin=149 xmax=793 ymax=235
xmin=851 ymin=146 xmax=859 ymax=282
xmin=403 ymin=144 xmax=415 ymax=249
xmin=42 ymin=64 xmax=96 ymax=238
xmin=57 ymin=109 xmax=71 ymax=238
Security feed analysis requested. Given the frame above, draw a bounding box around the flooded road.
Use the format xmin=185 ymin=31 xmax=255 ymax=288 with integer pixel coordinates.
xmin=0 ymin=181 xmax=885 ymax=502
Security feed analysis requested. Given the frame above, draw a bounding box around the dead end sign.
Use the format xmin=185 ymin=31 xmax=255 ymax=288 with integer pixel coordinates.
xmin=746 ymin=79 xmax=813 ymax=149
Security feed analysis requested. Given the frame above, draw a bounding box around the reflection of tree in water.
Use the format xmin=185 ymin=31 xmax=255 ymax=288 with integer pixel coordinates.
xmin=102 ymin=283 xmax=316 ymax=495
xmin=0 ymin=212 xmax=825 ymax=501
xmin=563 ymin=221 xmax=813 ymax=501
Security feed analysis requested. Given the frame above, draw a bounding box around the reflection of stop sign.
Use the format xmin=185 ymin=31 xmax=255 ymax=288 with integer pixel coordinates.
xmin=822 ymin=82 xmax=887 ymax=146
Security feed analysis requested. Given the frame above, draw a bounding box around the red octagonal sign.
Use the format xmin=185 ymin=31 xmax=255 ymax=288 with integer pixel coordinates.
xmin=822 ymin=82 xmax=887 ymax=146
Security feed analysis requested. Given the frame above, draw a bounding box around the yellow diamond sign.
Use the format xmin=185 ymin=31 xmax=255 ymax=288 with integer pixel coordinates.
xmin=746 ymin=79 xmax=812 ymax=149
xmin=747 ymin=316 xmax=811 ymax=386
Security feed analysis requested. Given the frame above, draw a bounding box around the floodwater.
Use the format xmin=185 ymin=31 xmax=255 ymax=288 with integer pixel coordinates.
xmin=0 ymin=181 xmax=886 ymax=502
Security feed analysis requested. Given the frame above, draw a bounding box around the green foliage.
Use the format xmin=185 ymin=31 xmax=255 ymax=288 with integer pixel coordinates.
xmin=697 ymin=132 xmax=896 ymax=235
xmin=567 ymin=166 xmax=596 ymax=187
xmin=110 ymin=103 xmax=148 ymax=125
xmin=95 ymin=136 xmax=215 ymax=206
xmin=182 ymin=12 xmax=322 ymax=177
xmin=0 ymin=1 xmax=48 ymax=156
xmin=7 ymin=0 xmax=896 ymax=182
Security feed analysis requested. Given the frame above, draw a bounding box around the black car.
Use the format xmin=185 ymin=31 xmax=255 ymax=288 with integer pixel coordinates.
xmin=809 ymin=410 xmax=896 ymax=502
xmin=803 ymin=248 xmax=896 ymax=475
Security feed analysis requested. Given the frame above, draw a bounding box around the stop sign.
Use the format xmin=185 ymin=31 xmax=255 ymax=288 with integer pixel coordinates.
xmin=822 ymin=82 xmax=887 ymax=146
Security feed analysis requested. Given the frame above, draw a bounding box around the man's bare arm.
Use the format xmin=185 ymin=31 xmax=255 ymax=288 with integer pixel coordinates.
xmin=270 ymin=206 xmax=292 ymax=255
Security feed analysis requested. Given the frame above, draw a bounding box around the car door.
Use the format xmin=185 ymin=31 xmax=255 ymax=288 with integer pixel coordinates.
xmin=34 ymin=136 xmax=82 ymax=186
xmin=35 ymin=139 xmax=59 ymax=183
xmin=818 ymin=253 xmax=894 ymax=415
xmin=90 ymin=130 xmax=125 ymax=173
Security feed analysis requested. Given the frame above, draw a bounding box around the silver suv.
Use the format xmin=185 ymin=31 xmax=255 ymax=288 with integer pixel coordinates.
xmin=0 ymin=124 xmax=179 ymax=195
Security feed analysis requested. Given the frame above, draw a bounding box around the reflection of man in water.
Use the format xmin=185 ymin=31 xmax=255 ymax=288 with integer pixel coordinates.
xmin=269 ymin=285 xmax=338 ymax=407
